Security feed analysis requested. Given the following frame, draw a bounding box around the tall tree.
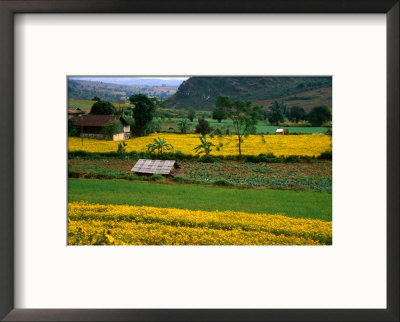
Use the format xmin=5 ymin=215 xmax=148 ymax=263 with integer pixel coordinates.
xmin=288 ymin=106 xmax=306 ymax=123
xmin=268 ymin=109 xmax=284 ymax=126
xmin=216 ymin=95 xmax=263 ymax=156
xmin=129 ymin=94 xmax=156 ymax=136
xmin=188 ymin=109 xmax=196 ymax=122
xmin=307 ymin=105 xmax=331 ymax=126
xmin=270 ymin=100 xmax=288 ymax=116
xmin=212 ymin=106 xmax=227 ymax=123
xmin=268 ymin=100 xmax=286 ymax=125
xmin=89 ymin=100 xmax=116 ymax=115
xmin=195 ymin=118 xmax=212 ymax=137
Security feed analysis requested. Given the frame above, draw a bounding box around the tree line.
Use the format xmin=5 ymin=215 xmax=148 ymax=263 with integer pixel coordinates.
xmin=212 ymin=97 xmax=331 ymax=127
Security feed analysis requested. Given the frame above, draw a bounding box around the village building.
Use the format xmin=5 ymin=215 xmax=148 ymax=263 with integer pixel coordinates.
xmin=275 ymin=128 xmax=289 ymax=135
xmin=75 ymin=115 xmax=130 ymax=141
xmin=68 ymin=108 xmax=85 ymax=119
xmin=131 ymin=159 xmax=179 ymax=177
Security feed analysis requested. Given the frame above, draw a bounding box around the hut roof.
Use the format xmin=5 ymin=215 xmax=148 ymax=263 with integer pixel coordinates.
xmin=68 ymin=108 xmax=85 ymax=114
xmin=131 ymin=159 xmax=177 ymax=175
xmin=75 ymin=115 xmax=128 ymax=127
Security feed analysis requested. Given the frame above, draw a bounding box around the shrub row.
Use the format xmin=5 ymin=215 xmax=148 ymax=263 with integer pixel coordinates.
xmin=69 ymin=170 xmax=169 ymax=182
xmin=68 ymin=150 xmax=332 ymax=162
xmin=68 ymin=170 xmax=328 ymax=192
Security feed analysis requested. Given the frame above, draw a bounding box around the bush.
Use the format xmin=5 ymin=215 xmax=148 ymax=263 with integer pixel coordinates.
xmin=90 ymin=101 xmax=116 ymax=115
xmin=245 ymin=155 xmax=261 ymax=163
xmin=68 ymin=118 xmax=78 ymax=136
xmin=177 ymin=119 xmax=190 ymax=134
xmin=307 ymin=106 xmax=331 ymax=126
xmin=318 ymin=150 xmax=332 ymax=160
xmin=171 ymin=176 xmax=198 ymax=184
xmin=213 ymin=128 xmax=223 ymax=135
xmin=171 ymin=151 xmax=187 ymax=160
xmin=68 ymin=169 xmax=138 ymax=181
xmin=245 ymin=153 xmax=281 ymax=163
xmin=199 ymin=155 xmax=218 ymax=163
xmin=214 ymin=179 xmax=233 ymax=186
xmin=188 ymin=109 xmax=196 ymax=122
xmin=195 ymin=118 xmax=212 ymax=136
xmin=245 ymin=153 xmax=316 ymax=163
xmin=101 ymin=120 xmax=123 ymax=138
xmin=69 ymin=150 xmax=329 ymax=163
xmin=303 ymin=156 xmax=313 ymax=163
xmin=212 ymin=106 xmax=227 ymax=123
xmin=148 ymin=174 xmax=165 ymax=181
xmin=283 ymin=155 xmax=301 ymax=163
xmin=147 ymin=119 xmax=162 ymax=133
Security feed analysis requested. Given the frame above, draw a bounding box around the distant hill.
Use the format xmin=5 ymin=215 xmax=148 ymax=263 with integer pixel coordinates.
xmin=165 ymin=77 xmax=332 ymax=111
xmin=68 ymin=79 xmax=178 ymax=101
xmin=69 ymin=77 xmax=187 ymax=87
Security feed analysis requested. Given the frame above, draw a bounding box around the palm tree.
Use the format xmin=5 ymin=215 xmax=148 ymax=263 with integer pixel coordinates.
xmin=147 ymin=137 xmax=174 ymax=156
xmin=193 ymin=135 xmax=216 ymax=156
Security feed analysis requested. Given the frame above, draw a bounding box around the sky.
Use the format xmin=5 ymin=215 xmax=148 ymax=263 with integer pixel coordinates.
xmin=138 ymin=77 xmax=189 ymax=80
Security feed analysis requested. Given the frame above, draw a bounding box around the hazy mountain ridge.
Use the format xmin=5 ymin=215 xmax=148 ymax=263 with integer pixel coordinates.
xmin=69 ymin=77 xmax=186 ymax=87
xmin=165 ymin=77 xmax=332 ymax=110
xmin=68 ymin=79 xmax=178 ymax=101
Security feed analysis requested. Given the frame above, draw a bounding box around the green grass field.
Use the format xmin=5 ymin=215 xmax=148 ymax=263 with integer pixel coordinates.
xmin=68 ymin=178 xmax=332 ymax=221
xmin=68 ymin=100 xmax=131 ymax=112
xmin=68 ymin=100 xmax=96 ymax=111
xmin=161 ymin=118 xmax=329 ymax=134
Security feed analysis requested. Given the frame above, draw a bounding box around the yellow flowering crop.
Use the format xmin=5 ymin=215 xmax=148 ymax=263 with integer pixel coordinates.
xmin=68 ymin=133 xmax=331 ymax=157
xmin=68 ymin=202 xmax=332 ymax=245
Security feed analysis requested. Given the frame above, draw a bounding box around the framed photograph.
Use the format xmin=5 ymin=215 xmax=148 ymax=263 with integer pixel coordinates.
xmin=67 ymin=75 xmax=333 ymax=248
xmin=1 ymin=0 xmax=398 ymax=321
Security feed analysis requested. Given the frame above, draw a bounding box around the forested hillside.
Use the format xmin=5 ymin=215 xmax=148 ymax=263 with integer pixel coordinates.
xmin=165 ymin=77 xmax=332 ymax=110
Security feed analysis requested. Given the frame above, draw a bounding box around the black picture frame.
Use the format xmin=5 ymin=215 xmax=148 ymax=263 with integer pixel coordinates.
xmin=0 ymin=1 xmax=398 ymax=321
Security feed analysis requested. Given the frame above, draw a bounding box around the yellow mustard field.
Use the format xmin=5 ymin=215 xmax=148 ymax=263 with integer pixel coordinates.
xmin=68 ymin=133 xmax=331 ymax=157
xmin=68 ymin=202 xmax=332 ymax=245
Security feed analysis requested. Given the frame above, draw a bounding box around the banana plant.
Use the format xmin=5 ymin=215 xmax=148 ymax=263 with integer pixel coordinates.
xmin=193 ymin=135 xmax=216 ymax=156
xmin=146 ymin=137 xmax=174 ymax=156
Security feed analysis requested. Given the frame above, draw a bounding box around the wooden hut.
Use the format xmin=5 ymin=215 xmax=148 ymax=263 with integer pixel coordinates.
xmin=75 ymin=115 xmax=130 ymax=141
xmin=68 ymin=108 xmax=85 ymax=119
xmin=130 ymin=159 xmax=179 ymax=177
xmin=275 ymin=128 xmax=289 ymax=135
